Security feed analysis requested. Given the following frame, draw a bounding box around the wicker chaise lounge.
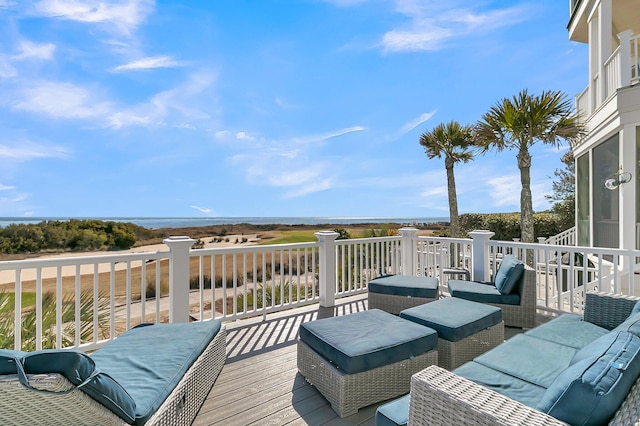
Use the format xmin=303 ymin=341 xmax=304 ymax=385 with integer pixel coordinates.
xmin=403 ymin=292 xmax=640 ymax=426
xmin=0 ymin=320 xmax=227 ymax=426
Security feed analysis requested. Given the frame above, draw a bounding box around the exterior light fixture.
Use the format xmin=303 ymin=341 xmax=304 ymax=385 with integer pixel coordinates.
xmin=604 ymin=170 xmax=632 ymax=190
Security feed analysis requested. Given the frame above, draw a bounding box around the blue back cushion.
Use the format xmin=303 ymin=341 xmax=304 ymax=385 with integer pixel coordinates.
xmin=494 ymin=255 xmax=524 ymax=295
xmin=536 ymin=331 xmax=640 ymax=426
xmin=0 ymin=349 xmax=26 ymax=374
xmin=19 ymin=350 xmax=136 ymax=423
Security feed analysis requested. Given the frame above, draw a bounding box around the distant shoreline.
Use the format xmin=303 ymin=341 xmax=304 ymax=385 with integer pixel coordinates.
xmin=0 ymin=216 xmax=450 ymax=230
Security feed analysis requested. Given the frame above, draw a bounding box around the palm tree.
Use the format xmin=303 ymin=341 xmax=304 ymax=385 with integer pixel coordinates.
xmin=420 ymin=121 xmax=475 ymax=238
xmin=475 ymin=89 xmax=584 ymax=243
xmin=0 ymin=290 xmax=109 ymax=351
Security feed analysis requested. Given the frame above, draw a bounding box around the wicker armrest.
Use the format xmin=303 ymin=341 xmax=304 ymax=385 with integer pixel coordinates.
xmin=408 ymin=366 xmax=566 ymax=426
xmin=584 ymin=292 xmax=640 ymax=330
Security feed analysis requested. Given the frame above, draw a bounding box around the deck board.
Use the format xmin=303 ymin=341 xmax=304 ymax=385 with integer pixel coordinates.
xmin=193 ymin=293 xmax=541 ymax=425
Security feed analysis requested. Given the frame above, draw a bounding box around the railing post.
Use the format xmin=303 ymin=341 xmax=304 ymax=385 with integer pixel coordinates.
xmin=164 ymin=236 xmax=195 ymax=323
xmin=399 ymin=227 xmax=418 ymax=275
xmin=619 ymin=30 xmax=633 ymax=87
xmin=469 ymin=230 xmax=495 ymax=282
xmin=315 ymin=231 xmax=339 ymax=308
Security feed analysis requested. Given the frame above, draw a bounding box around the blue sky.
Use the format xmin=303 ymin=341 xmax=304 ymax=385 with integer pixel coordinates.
xmin=0 ymin=0 xmax=586 ymax=218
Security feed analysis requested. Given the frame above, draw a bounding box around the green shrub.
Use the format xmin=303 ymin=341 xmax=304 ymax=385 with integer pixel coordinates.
xmin=459 ymin=213 xmax=565 ymax=241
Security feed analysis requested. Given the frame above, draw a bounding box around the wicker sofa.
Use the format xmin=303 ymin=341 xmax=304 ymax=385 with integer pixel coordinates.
xmin=0 ymin=320 xmax=226 ymax=426
xmin=402 ymin=292 xmax=640 ymax=426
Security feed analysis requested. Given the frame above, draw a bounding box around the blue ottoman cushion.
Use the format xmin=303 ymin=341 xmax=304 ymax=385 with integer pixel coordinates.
xmin=375 ymin=394 xmax=410 ymax=426
xmin=368 ymin=275 xmax=439 ymax=299
xmin=299 ymin=309 xmax=437 ymax=374
xmin=448 ymin=279 xmax=520 ymax=305
xmin=400 ymin=297 xmax=502 ymax=342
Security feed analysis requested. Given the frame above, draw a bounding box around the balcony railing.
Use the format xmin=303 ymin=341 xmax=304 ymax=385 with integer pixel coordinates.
xmin=576 ymin=31 xmax=640 ymax=118
xmin=2 ymin=228 xmax=640 ymax=351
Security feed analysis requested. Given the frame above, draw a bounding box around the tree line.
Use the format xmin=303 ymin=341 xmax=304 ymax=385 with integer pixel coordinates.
xmin=0 ymin=219 xmax=158 ymax=254
xmin=420 ymin=89 xmax=583 ymax=241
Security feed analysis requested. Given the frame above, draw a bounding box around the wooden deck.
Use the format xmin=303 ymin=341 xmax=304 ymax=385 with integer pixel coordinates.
xmin=192 ymin=293 xmax=531 ymax=426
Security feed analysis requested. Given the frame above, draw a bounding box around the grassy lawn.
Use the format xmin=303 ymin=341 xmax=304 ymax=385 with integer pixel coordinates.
xmin=259 ymin=230 xmax=319 ymax=245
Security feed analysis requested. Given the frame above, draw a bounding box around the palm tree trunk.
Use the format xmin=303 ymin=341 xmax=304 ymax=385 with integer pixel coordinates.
xmin=518 ymin=148 xmax=534 ymax=243
xmin=445 ymin=160 xmax=461 ymax=238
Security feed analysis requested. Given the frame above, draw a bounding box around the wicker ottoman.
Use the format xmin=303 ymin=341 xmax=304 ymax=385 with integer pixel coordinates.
xmin=400 ymin=297 xmax=503 ymax=370
xmin=297 ymin=309 xmax=438 ymax=418
xmin=368 ymin=275 xmax=439 ymax=314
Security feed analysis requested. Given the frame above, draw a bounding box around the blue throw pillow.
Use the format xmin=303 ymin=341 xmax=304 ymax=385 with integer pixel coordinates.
xmin=494 ymin=255 xmax=524 ymax=295
xmin=536 ymin=331 xmax=640 ymax=426
xmin=17 ymin=350 xmax=136 ymax=423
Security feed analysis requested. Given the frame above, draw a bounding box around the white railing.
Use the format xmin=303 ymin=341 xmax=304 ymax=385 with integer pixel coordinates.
xmin=0 ymin=250 xmax=170 ymax=351
xmin=604 ymin=46 xmax=621 ymax=99
xmin=576 ymin=32 xmax=640 ymax=119
xmin=5 ymin=227 xmax=640 ymax=351
xmin=416 ymin=236 xmax=472 ymax=290
xmin=189 ymin=242 xmax=321 ymax=322
xmin=632 ymin=34 xmax=640 ymax=82
xmin=539 ymin=226 xmax=576 ymax=246
xmin=490 ymin=240 xmax=640 ymax=316
xmin=575 ymin=86 xmax=589 ymax=118
xmin=335 ymin=236 xmax=402 ymax=297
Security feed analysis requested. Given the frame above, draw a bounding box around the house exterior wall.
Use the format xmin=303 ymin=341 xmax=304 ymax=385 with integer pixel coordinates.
xmin=570 ymin=0 xmax=640 ymax=249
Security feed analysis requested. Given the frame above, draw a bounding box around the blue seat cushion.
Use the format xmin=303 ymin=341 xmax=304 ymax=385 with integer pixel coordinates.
xmin=473 ymin=334 xmax=577 ymax=388
xmin=525 ymin=314 xmax=609 ymax=349
xmin=299 ymin=309 xmax=437 ymax=374
xmin=494 ymin=255 xmax=524 ymax=295
xmin=91 ymin=320 xmax=222 ymax=425
xmin=400 ymin=297 xmax=502 ymax=342
xmin=13 ymin=349 xmax=136 ymax=423
xmin=375 ymin=394 xmax=410 ymax=426
xmin=536 ymin=331 xmax=640 ymax=426
xmin=448 ymin=280 xmax=520 ymax=305
xmin=368 ymin=275 xmax=439 ymax=299
xmin=454 ymin=361 xmax=547 ymax=408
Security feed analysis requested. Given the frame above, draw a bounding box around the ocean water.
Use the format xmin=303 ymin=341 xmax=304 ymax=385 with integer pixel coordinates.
xmin=0 ymin=216 xmax=449 ymax=229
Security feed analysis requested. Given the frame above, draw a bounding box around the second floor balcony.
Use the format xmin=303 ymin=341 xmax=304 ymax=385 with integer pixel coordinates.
xmin=575 ymin=30 xmax=640 ymax=123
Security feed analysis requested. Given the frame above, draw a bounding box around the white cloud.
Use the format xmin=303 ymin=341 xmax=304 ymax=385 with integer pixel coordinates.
xmin=190 ymin=205 xmax=212 ymax=213
xmin=323 ymin=126 xmax=366 ymax=140
xmin=107 ymin=70 xmax=217 ymax=129
xmin=0 ymin=184 xmax=15 ymax=191
xmin=11 ymin=80 xmax=113 ymax=119
xmin=32 ymin=0 xmax=155 ymax=36
xmin=487 ymin=173 xmax=550 ymax=210
xmin=112 ymin=55 xmax=184 ymax=72
xmin=236 ymin=131 xmax=256 ymax=142
xmin=381 ymin=2 xmax=531 ymax=53
xmin=13 ymin=40 xmax=56 ymax=61
xmin=0 ymin=142 xmax=68 ymax=160
xmin=399 ymin=110 xmax=437 ymax=134
xmin=420 ymin=186 xmax=447 ymax=197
